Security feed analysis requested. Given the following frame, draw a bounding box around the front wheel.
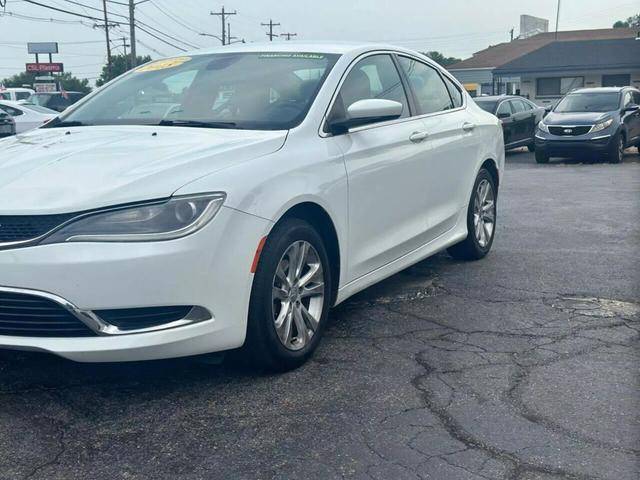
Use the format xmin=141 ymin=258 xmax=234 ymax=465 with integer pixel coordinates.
xmin=448 ymin=168 xmax=497 ymax=261
xmin=243 ymin=218 xmax=332 ymax=371
xmin=535 ymin=150 xmax=549 ymax=164
xmin=608 ymin=134 xmax=624 ymax=164
xmin=527 ymin=143 xmax=535 ymax=152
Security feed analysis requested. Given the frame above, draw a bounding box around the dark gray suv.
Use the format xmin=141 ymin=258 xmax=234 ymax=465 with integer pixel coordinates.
xmin=534 ymin=87 xmax=640 ymax=164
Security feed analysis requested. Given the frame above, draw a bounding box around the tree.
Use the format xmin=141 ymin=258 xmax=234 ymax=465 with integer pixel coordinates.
xmin=422 ymin=51 xmax=462 ymax=68
xmin=1 ymin=71 xmax=91 ymax=94
xmin=96 ymin=54 xmax=152 ymax=87
xmin=613 ymin=14 xmax=640 ymax=28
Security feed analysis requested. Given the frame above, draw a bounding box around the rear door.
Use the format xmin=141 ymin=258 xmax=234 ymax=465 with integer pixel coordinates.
xmin=510 ymin=99 xmax=532 ymax=143
xmin=327 ymin=53 xmax=431 ymax=282
xmin=397 ymin=55 xmax=480 ymax=240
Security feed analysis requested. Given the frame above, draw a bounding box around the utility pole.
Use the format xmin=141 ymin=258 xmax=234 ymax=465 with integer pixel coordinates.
xmin=102 ymin=0 xmax=112 ymax=79
xmin=128 ymin=0 xmax=137 ymax=67
xmin=121 ymin=37 xmax=130 ymax=68
xmin=281 ymin=32 xmax=297 ymax=41
xmin=555 ymin=0 xmax=561 ymax=40
xmin=262 ymin=19 xmax=280 ymax=41
xmin=211 ymin=6 xmax=237 ymax=46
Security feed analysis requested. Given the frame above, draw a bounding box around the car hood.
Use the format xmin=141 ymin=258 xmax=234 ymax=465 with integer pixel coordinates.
xmin=543 ymin=111 xmax=612 ymax=126
xmin=0 ymin=125 xmax=287 ymax=215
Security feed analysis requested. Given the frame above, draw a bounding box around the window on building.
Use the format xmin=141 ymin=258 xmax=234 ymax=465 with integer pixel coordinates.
xmin=536 ymin=77 xmax=584 ymax=97
xmin=602 ymin=74 xmax=631 ymax=87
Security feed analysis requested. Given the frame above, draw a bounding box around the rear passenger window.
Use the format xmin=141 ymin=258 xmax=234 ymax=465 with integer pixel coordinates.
xmin=442 ymin=76 xmax=463 ymax=108
xmin=398 ymin=57 xmax=453 ymax=114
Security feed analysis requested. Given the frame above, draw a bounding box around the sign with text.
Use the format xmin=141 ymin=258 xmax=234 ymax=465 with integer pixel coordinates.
xmin=27 ymin=42 xmax=59 ymax=55
xmin=26 ymin=63 xmax=64 ymax=73
xmin=35 ymin=83 xmax=57 ymax=93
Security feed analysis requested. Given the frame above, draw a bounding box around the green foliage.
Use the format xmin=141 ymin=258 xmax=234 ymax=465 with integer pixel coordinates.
xmin=422 ymin=51 xmax=462 ymax=68
xmin=96 ymin=54 xmax=153 ymax=87
xmin=613 ymin=14 xmax=640 ymax=28
xmin=1 ymin=71 xmax=91 ymax=94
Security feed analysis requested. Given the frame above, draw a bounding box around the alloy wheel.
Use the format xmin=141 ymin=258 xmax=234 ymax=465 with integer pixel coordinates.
xmin=618 ymin=137 xmax=625 ymax=162
xmin=473 ymin=179 xmax=496 ymax=248
xmin=271 ymin=241 xmax=325 ymax=351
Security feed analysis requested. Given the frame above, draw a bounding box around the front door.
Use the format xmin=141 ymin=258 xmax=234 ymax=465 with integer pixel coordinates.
xmin=327 ymin=53 xmax=431 ymax=282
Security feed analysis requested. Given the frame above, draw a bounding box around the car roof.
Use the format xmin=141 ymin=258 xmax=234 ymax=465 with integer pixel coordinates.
xmin=31 ymin=91 xmax=83 ymax=95
xmin=475 ymin=95 xmax=532 ymax=102
xmin=571 ymin=87 xmax=634 ymax=94
xmin=182 ymin=41 xmax=426 ymax=58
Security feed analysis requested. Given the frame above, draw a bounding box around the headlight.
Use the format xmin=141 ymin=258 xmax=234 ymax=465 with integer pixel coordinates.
xmin=590 ymin=118 xmax=613 ymax=133
xmin=537 ymin=121 xmax=549 ymax=133
xmin=41 ymin=193 xmax=225 ymax=244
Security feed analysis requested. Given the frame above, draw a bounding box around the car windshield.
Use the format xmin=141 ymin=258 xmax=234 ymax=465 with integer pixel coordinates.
xmin=554 ymin=93 xmax=620 ymax=113
xmin=28 ymin=94 xmax=53 ymax=106
xmin=50 ymin=52 xmax=340 ymax=130
xmin=474 ymin=100 xmax=497 ymax=113
xmin=24 ymin=104 xmax=57 ymax=114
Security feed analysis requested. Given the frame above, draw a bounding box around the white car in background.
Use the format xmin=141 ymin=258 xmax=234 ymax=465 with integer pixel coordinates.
xmin=0 ymin=100 xmax=57 ymax=133
xmin=0 ymin=43 xmax=504 ymax=371
xmin=0 ymin=87 xmax=35 ymax=102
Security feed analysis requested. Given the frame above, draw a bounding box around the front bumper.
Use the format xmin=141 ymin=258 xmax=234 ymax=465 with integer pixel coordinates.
xmin=534 ymin=131 xmax=614 ymax=157
xmin=0 ymin=206 xmax=272 ymax=362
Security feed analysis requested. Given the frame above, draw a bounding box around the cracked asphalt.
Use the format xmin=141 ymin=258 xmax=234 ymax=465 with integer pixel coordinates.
xmin=1 ymin=149 xmax=639 ymax=480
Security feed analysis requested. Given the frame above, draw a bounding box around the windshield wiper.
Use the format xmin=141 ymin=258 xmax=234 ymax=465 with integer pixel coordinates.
xmin=158 ymin=119 xmax=237 ymax=129
xmin=43 ymin=119 xmax=90 ymax=129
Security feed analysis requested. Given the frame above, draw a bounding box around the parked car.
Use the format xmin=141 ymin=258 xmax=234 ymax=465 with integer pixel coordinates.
xmin=27 ymin=91 xmax=86 ymax=112
xmin=0 ymin=101 xmax=57 ymax=133
xmin=0 ymin=110 xmax=15 ymax=138
xmin=535 ymin=87 xmax=640 ymax=164
xmin=0 ymin=44 xmax=504 ymax=370
xmin=0 ymin=87 xmax=35 ymax=102
xmin=475 ymin=95 xmax=546 ymax=152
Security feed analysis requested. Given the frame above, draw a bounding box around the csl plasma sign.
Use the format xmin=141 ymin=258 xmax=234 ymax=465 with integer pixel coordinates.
xmin=26 ymin=63 xmax=64 ymax=73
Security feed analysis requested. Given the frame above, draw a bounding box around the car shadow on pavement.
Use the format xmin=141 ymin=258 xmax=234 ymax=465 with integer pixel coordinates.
xmin=506 ymin=146 xmax=640 ymax=165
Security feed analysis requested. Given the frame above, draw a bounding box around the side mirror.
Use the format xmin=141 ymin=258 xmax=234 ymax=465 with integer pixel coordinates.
xmin=497 ymin=112 xmax=510 ymax=119
xmin=624 ymin=104 xmax=640 ymax=113
xmin=328 ymin=99 xmax=403 ymax=135
xmin=544 ymin=105 xmax=553 ymax=113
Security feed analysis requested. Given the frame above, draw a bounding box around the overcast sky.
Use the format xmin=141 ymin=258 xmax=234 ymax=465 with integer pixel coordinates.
xmin=1 ymin=0 xmax=638 ymax=84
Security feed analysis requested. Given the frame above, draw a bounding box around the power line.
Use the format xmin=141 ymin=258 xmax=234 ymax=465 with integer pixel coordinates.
xmin=281 ymin=32 xmax=297 ymax=41
xmin=261 ymin=19 xmax=280 ymax=41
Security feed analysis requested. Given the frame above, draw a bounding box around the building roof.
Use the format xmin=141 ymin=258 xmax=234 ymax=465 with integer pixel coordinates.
xmin=448 ymin=28 xmax=638 ymax=70
xmin=493 ymin=38 xmax=640 ymax=75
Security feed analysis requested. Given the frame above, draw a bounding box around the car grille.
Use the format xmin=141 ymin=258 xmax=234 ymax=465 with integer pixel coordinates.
xmin=548 ymin=126 xmax=592 ymax=136
xmin=0 ymin=214 xmax=76 ymax=244
xmin=93 ymin=306 xmax=193 ymax=331
xmin=0 ymin=291 xmax=96 ymax=337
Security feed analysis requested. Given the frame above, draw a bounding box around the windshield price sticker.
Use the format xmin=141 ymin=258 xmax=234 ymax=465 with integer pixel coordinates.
xmin=136 ymin=57 xmax=192 ymax=73
xmin=258 ymin=53 xmax=326 ymax=60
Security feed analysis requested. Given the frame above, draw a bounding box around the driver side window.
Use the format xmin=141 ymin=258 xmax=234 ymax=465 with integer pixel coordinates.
xmin=328 ymin=54 xmax=409 ymax=127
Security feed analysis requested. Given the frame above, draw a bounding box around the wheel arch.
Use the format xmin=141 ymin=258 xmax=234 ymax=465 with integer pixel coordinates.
xmin=480 ymin=157 xmax=500 ymax=191
xmin=273 ymin=202 xmax=342 ymax=306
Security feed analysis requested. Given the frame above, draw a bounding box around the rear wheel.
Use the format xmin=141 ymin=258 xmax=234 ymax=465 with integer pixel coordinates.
xmin=608 ymin=133 xmax=624 ymax=164
xmin=243 ymin=218 xmax=331 ymax=371
xmin=448 ymin=168 xmax=497 ymax=261
xmin=535 ymin=150 xmax=549 ymax=164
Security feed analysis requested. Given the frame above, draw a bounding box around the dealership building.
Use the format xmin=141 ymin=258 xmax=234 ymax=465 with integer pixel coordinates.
xmin=448 ymin=27 xmax=640 ymax=106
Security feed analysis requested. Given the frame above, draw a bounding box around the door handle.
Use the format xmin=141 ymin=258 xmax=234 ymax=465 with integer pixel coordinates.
xmin=462 ymin=122 xmax=476 ymax=132
xmin=409 ymin=131 xmax=429 ymax=143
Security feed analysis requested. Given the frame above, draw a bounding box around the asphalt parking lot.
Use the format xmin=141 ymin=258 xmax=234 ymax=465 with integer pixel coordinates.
xmin=0 ymin=149 xmax=639 ymax=480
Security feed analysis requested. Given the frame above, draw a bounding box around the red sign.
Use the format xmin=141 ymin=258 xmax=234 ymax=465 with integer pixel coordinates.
xmin=26 ymin=63 xmax=64 ymax=73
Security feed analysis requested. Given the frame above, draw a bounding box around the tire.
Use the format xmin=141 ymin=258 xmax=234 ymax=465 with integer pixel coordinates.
xmin=608 ymin=133 xmax=624 ymax=164
xmin=448 ymin=168 xmax=497 ymax=261
xmin=535 ymin=150 xmax=549 ymax=164
xmin=527 ymin=143 xmax=535 ymax=152
xmin=243 ymin=218 xmax=332 ymax=372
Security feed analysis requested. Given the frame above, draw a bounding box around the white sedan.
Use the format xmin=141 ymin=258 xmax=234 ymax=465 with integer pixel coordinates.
xmin=0 ymin=43 xmax=504 ymax=370
xmin=0 ymin=100 xmax=57 ymax=133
